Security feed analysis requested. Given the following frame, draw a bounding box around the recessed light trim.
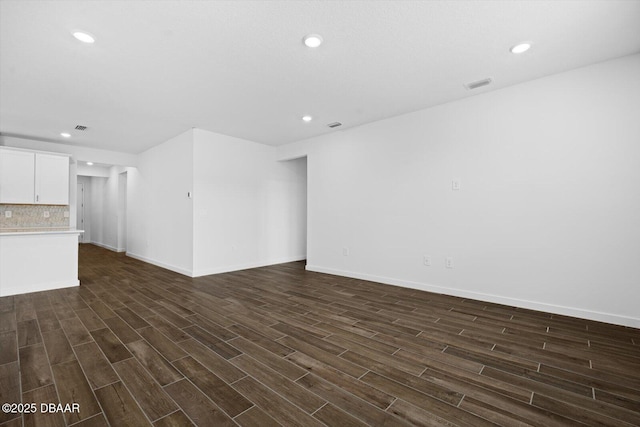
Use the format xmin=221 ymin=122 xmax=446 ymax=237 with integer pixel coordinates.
xmin=302 ymin=115 xmax=313 ymax=122
xmin=86 ymin=162 xmax=94 ymax=166
xmin=73 ymin=31 xmax=95 ymax=44
xmin=60 ymin=132 xmax=71 ymax=138
xmin=510 ymin=42 xmax=531 ymax=54
xmin=303 ymin=34 xmax=323 ymax=48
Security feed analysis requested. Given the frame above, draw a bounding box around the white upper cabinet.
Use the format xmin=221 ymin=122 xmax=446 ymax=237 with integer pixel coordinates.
xmin=0 ymin=149 xmax=36 ymax=204
xmin=0 ymin=148 xmax=70 ymax=205
xmin=35 ymin=153 xmax=69 ymax=204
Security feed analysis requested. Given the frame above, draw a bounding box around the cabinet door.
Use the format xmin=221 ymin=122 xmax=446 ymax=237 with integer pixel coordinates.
xmin=35 ymin=153 xmax=69 ymax=205
xmin=0 ymin=149 xmax=35 ymax=204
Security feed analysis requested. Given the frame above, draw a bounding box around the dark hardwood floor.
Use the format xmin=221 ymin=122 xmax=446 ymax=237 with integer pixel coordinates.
xmin=1 ymin=244 xmax=639 ymax=426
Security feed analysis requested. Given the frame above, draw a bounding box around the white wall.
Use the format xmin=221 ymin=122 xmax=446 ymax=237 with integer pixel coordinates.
xmin=278 ymin=54 xmax=640 ymax=327
xmin=91 ymin=167 xmax=122 ymax=251
xmin=192 ymin=128 xmax=306 ymax=276
xmin=103 ymin=166 xmax=122 ymax=251
xmin=77 ymin=164 xmax=110 ymax=178
xmin=89 ymin=177 xmax=106 ymax=246
xmin=127 ymin=130 xmax=194 ymax=275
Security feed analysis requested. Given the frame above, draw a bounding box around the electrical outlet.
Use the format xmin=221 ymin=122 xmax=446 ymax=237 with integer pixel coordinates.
xmin=4 ymin=211 xmax=11 ymax=218
xmin=43 ymin=211 xmax=50 ymax=218
xmin=445 ymin=257 xmax=454 ymax=268
xmin=452 ymin=180 xmax=461 ymax=191
xmin=423 ymin=255 xmax=431 ymax=266
xmin=343 ymin=247 xmax=350 ymax=256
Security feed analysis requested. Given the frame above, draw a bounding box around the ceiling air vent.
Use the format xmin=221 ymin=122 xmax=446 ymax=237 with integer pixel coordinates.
xmin=328 ymin=122 xmax=342 ymax=128
xmin=464 ymin=78 xmax=492 ymax=90
xmin=75 ymin=125 xmax=87 ymax=131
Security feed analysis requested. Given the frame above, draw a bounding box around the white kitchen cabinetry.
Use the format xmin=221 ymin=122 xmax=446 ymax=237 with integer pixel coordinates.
xmin=0 ymin=148 xmax=69 ymax=205
xmin=0 ymin=229 xmax=83 ymax=296
xmin=0 ymin=149 xmax=35 ymax=204
xmin=35 ymin=153 xmax=69 ymax=204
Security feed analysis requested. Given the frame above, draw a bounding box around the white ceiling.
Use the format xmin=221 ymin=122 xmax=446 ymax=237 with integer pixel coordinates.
xmin=1 ymin=1 xmax=639 ymax=154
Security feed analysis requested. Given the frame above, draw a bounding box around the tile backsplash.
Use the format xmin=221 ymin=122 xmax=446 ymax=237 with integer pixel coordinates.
xmin=0 ymin=204 xmax=70 ymax=228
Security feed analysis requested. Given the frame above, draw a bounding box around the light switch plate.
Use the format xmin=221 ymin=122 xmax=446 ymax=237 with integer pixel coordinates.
xmin=43 ymin=211 xmax=50 ymax=218
xmin=4 ymin=211 xmax=11 ymax=218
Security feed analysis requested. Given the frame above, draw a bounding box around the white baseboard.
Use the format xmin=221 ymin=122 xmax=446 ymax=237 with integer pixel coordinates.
xmin=193 ymin=255 xmax=306 ymax=277
xmin=1 ymin=280 xmax=79 ymax=297
xmin=305 ymin=265 xmax=640 ymax=329
xmin=125 ymin=252 xmax=194 ymax=277
xmin=88 ymin=241 xmax=122 ymax=252
xmin=125 ymin=252 xmax=305 ymax=278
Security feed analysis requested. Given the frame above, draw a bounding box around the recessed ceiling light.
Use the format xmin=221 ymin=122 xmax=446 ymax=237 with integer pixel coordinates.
xmin=60 ymin=132 xmax=71 ymax=138
xmin=510 ymin=42 xmax=531 ymax=54
xmin=303 ymin=34 xmax=323 ymax=48
xmin=302 ymin=115 xmax=313 ymax=122
xmin=73 ymin=31 xmax=95 ymax=44
xmin=86 ymin=162 xmax=94 ymax=166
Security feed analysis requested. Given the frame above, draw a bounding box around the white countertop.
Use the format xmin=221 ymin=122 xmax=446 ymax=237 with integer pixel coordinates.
xmin=0 ymin=228 xmax=84 ymax=236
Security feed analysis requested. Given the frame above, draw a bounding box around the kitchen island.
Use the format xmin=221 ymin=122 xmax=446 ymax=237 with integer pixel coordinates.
xmin=0 ymin=228 xmax=83 ymax=297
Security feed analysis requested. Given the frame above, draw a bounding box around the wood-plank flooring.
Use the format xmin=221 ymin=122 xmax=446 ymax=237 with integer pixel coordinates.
xmin=1 ymin=244 xmax=639 ymax=426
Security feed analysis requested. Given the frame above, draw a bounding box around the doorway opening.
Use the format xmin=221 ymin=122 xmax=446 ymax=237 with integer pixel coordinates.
xmin=283 ymin=156 xmax=308 ymax=265
xmin=76 ymin=182 xmax=85 ymax=243
xmin=75 ymin=165 xmax=129 ymax=253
